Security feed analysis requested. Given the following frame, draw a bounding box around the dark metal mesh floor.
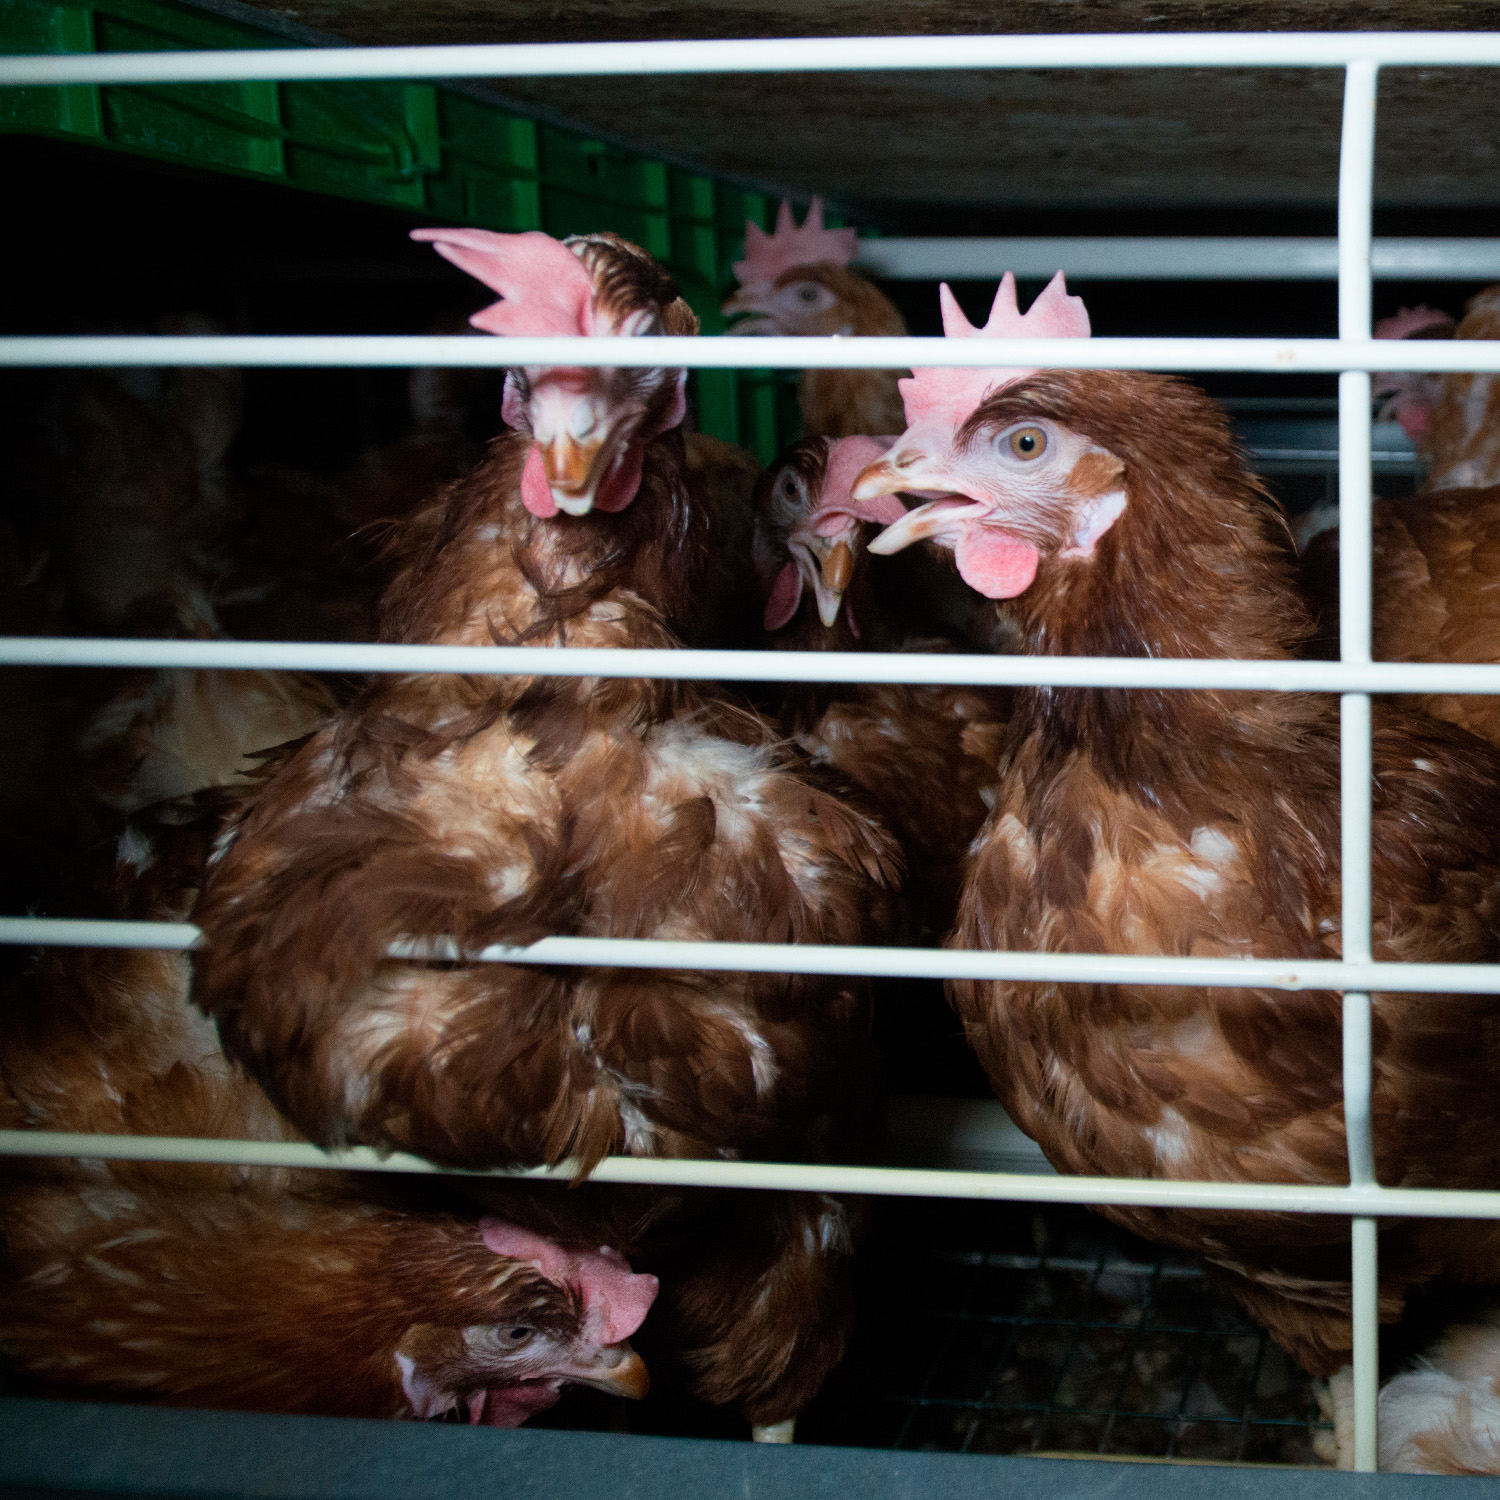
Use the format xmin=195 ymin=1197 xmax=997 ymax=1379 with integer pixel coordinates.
xmin=792 ymin=1203 xmax=1333 ymax=1465
xmin=554 ymin=1201 xmax=1335 ymax=1464
xmin=876 ymin=1233 xmax=1329 ymax=1462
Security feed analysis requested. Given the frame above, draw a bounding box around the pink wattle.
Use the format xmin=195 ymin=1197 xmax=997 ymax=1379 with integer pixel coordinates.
xmin=594 ymin=444 xmax=645 ymax=513
xmin=1395 ymin=403 xmax=1431 ymax=442
xmin=954 ymin=527 xmax=1040 ymax=599
xmin=764 ymin=561 xmax=804 ymax=630
xmin=521 ymin=445 xmax=558 ymax=517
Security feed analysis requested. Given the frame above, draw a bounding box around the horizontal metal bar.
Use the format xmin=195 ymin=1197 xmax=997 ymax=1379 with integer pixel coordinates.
xmin=1250 ymin=449 xmax=1424 ymax=469
xmin=5 ymin=1128 xmax=1500 ymax=1219
xmin=9 ymin=918 xmax=1500 ymax=995
xmin=6 ymin=637 xmax=1500 ymax=694
xmin=3 ymin=334 xmax=1500 ymax=373
xmin=4 ymin=33 xmax=1500 ymax=88
xmin=856 ymin=236 xmax=1500 ymax=282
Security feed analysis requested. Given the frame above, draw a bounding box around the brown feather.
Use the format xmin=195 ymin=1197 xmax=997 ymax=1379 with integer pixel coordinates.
xmin=1303 ymin=485 xmax=1500 ymax=750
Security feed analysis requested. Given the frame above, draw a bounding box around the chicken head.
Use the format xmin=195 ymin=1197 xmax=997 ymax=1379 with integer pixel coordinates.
xmin=413 ymin=227 xmax=695 ymax=518
xmin=1372 ymin=303 xmax=1457 ymax=446
xmin=722 ymin=197 xmax=901 ymax=341
xmin=394 ymin=1217 xmax=657 ymax=1427
xmin=755 ymin=435 xmax=903 ymax=631
xmin=851 ymin=272 xmax=1117 ymax=599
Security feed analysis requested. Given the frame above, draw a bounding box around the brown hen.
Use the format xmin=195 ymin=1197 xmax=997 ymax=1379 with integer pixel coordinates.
xmin=190 ymin=229 xmax=899 ymax=1434
xmin=856 ymin=274 xmax=1500 ymax=1379
xmin=722 ymin=198 xmax=907 ymax=439
xmin=0 ymin=804 xmax=656 ymax=1427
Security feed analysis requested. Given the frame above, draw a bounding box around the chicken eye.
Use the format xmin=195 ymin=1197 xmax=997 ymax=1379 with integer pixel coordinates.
xmin=504 ymin=1326 xmax=534 ymax=1343
xmin=1007 ymin=427 xmax=1047 ymax=460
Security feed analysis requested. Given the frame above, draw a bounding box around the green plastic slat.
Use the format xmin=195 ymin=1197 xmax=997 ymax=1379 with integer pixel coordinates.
xmin=0 ymin=0 xmax=803 ymax=452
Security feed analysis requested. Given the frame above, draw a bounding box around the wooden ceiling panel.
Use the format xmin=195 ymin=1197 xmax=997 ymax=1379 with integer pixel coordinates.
xmin=230 ymin=2 xmax=1500 ymax=211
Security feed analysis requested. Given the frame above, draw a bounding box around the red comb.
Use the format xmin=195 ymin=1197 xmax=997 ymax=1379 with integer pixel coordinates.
xmin=1374 ymin=305 xmax=1457 ymax=341
xmin=810 ymin=436 xmax=906 ymax=534
xmin=898 ymin=272 xmax=1091 ymax=431
xmin=732 ymin=197 xmax=858 ymax=290
xmin=480 ymin=1218 xmax=658 ymax=1346
xmin=411 ymin=228 xmax=597 ymax=338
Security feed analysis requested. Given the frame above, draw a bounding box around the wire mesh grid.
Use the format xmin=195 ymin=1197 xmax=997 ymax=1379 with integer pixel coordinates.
xmin=811 ymin=1205 xmax=1333 ymax=1465
xmin=892 ymin=1240 xmax=1326 ymax=1461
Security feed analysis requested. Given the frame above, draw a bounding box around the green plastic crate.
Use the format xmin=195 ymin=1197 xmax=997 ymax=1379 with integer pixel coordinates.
xmin=0 ymin=0 xmax=818 ymax=460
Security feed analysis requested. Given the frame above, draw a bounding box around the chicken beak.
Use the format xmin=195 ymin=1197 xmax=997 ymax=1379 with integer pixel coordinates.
xmin=721 ymin=285 xmax=765 ymax=318
xmin=539 ymin=432 xmax=610 ymax=517
xmin=720 ymin=286 xmax=779 ymax=335
xmin=823 ymin=540 xmax=855 ymax=593
xmin=850 ymin=445 xmax=960 ymax=505
xmin=853 ymin=448 xmax=993 ymax=558
xmin=813 ymin=542 xmax=854 ymax=626
xmin=867 ymin=498 xmax=992 ymax=557
xmin=571 ymin=1340 xmax=650 ymax=1401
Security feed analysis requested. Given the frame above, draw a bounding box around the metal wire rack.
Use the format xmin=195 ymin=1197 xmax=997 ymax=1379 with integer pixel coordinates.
xmin=873 ymin=1211 xmax=1330 ymax=1465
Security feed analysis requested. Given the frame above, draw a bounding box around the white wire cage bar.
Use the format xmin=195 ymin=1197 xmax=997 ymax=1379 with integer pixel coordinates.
xmin=6 ymin=33 xmax=1500 ymax=1476
xmin=1336 ymin=58 xmax=1379 ymax=1466
xmin=10 ymin=636 xmax=1500 ymax=694
xmin=6 ymin=1129 xmax=1500 ymax=1224
xmin=857 ymin=237 xmax=1500 ymax=282
xmin=12 ymin=917 xmax=1500 ymax=995
xmin=4 ymin=334 xmax=1500 ymax=370
xmin=4 ymin=29 xmax=1500 ymax=83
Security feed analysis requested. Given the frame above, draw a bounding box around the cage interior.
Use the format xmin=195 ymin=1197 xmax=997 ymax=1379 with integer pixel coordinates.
xmin=3 ymin=0 xmax=1499 ymax=1484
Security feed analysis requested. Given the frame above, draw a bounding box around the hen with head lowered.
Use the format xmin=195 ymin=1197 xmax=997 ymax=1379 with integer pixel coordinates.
xmin=854 ymin=273 xmax=1500 ymax=1379
xmin=190 ymin=228 xmax=900 ymax=1436
xmin=756 ymin=434 xmax=1008 ymax=937
xmin=0 ymin=805 xmax=656 ymax=1428
xmin=722 ymin=198 xmax=908 ymax=439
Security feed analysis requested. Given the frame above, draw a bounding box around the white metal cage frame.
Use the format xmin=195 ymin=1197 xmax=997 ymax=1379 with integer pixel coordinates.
xmin=6 ymin=32 xmax=1500 ymax=1476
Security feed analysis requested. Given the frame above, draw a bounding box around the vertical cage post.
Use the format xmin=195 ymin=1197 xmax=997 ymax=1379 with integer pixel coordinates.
xmin=1337 ymin=55 xmax=1380 ymax=1475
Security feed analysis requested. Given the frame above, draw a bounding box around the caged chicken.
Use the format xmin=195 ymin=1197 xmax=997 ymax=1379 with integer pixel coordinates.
xmin=722 ymin=198 xmax=908 ymax=438
xmin=1299 ymin=293 xmax=1500 ymax=750
xmin=190 ymin=227 xmax=901 ymax=1437
xmin=0 ymin=802 xmax=657 ymax=1428
xmin=1373 ymin=292 xmax=1499 ymax=494
xmin=755 ymin=434 xmax=1008 ymax=937
xmin=853 ymin=271 xmax=1500 ymax=1381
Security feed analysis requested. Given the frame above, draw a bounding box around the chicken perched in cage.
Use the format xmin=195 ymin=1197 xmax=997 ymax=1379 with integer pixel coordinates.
xmin=190 ymin=227 xmax=900 ymax=1440
xmin=755 ymin=434 xmax=1008 ymax=937
xmin=0 ymin=802 xmax=657 ymax=1428
xmin=722 ymin=197 xmax=908 ymax=438
xmin=1372 ymin=293 xmax=1498 ymax=493
xmin=853 ymin=272 xmax=1500 ymax=1384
